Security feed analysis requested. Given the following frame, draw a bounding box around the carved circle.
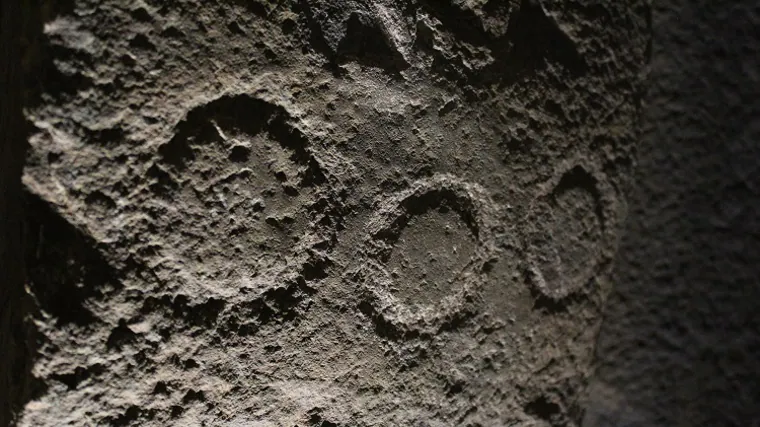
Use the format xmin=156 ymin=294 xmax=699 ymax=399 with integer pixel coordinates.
xmin=526 ymin=163 xmax=616 ymax=300
xmin=152 ymin=94 xmax=337 ymax=289
xmin=355 ymin=175 xmax=500 ymax=336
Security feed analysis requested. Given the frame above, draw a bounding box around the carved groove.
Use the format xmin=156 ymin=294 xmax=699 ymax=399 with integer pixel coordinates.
xmin=352 ymin=175 xmax=500 ymax=339
xmin=528 ymin=165 xmax=606 ymax=300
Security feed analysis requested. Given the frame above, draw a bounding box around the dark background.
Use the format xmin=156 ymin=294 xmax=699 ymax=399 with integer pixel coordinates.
xmin=3 ymin=0 xmax=760 ymax=426
xmin=587 ymin=1 xmax=760 ymax=426
xmin=1 ymin=0 xmax=33 ymax=425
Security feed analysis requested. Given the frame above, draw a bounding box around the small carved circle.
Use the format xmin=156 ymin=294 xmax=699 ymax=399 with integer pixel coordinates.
xmin=152 ymin=94 xmax=338 ymax=290
xmin=355 ymin=175 xmax=500 ymax=337
xmin=526 ymin=164 xmax=615 ymax=300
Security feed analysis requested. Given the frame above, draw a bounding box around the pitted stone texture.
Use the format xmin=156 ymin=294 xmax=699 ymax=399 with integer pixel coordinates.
xmin=17 ymin=0 xmax=646 ymax=425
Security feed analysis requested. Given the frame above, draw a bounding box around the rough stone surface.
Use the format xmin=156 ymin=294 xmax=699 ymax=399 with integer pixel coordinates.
xmin=586 ymin=1 xmax=760 ymax=426
xmin=11 ymin=0 xmax=646 ymax=426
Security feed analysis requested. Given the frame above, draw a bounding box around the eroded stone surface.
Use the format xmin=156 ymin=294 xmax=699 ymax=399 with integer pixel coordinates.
xmin=386 ymin=200 xmax=477 ymax=306
xmin=528 ymin=164 xmax=612 ymax=300
xmin=16 ymin=0 xmax=647 ymax=425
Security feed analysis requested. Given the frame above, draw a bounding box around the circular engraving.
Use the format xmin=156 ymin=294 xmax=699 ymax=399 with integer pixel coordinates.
xmin=354 ymin=175 xmax=500 ymax=336
xmin=526 ymin=164 xmax=614 ymax=299
xmin=152 ymin=94 xmax=335 ymax=290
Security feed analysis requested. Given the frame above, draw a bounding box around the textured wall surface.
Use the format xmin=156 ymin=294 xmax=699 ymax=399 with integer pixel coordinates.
xmin=586 ymin=1 xmax=760 ymax=426
xmin=9 ymin=0 xmax=647 ymax=426
xmin=5 ymin=1 xmax=759 ymax=426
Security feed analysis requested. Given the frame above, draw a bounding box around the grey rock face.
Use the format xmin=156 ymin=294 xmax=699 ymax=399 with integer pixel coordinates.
xmin=14 ymin=0 xmax=646 ymax=425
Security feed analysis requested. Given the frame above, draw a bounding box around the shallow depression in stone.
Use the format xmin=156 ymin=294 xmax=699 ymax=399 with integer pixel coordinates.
xmin=533 ymin=186 xmax=602 ymax=296
xmin=385 ymin=203 xmax=477 ymax=306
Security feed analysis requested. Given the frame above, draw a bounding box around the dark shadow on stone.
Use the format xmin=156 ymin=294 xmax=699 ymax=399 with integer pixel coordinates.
xmin=589 ymin=1 xmax=760 ymax=425
xmin=292 ymin=0 xmax=345 ymax=77
xmin=336 ymin=11 xmax=410 ymax=76
xmin=9 ymin=194 xmax=123 ymax=424
xmin=420 ymin=0 xmax=586 ymax=89
xmin=482 ymin=0 xmax=586 ymax=88
xmin=21 ymin=0 xmax=87 ymax=105
xmin=23 ymin=193 xmax=119 ymax=327
xmin=524 ymin=395 xmax=562 ymax=423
